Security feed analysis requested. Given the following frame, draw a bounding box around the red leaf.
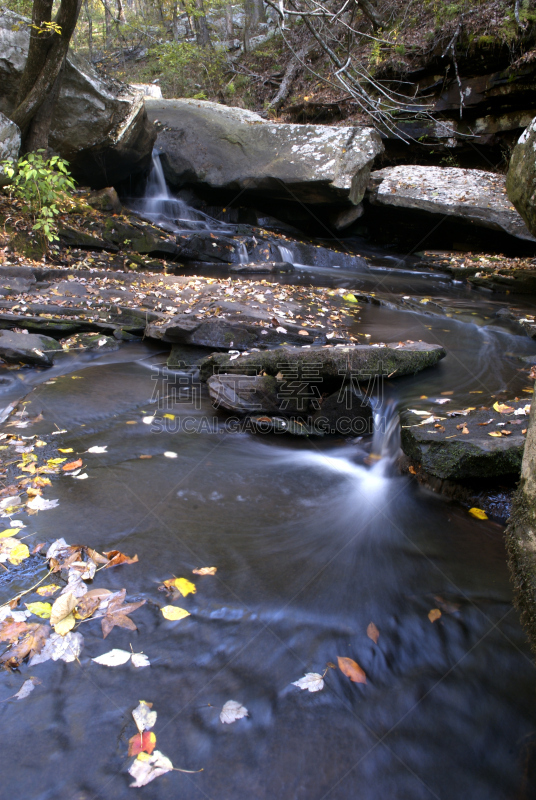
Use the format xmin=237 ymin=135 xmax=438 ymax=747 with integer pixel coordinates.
xmin=337 ymin=656 xmax=367 ymax=684
xmin=103 ymin=550 xmax=139 ymax=568
xmin=128 ymin=731 xmax=156 ymax=757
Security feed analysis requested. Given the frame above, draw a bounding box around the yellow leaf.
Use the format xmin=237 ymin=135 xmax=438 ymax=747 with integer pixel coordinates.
xmin=25 ymin=602 xmax=52 ymax=619
xmin=0 ymin=528 xmax=18 ymax=538
xmin=428 ymin=608 xmax=442 ymax=623
xmin=36 ymin=584 xmax=60 ymax=597
xmin=493 ymin=401 xmax=514 ymax=414
xmin=342 ymin=293 xmax=358 ymax=303
xmin=469 ymin=507 xmax=487 ymax=520
xmin=54 ymin=612 xmax=76 ymax=636
xmin=169 ymin=577 xmax=196 ymax=597
xmin=57 ymin=448 xmax=74 ymax=453
xmin=161 ymin=606 xmax=190 ymax=621
xmin=8 ymin=543 xmax=30 ymax=565
xmin=163 ymin=414 xmax=175 ymax=420
xmin=488 ymin=431 xmax=503 ymax=437
xmin=47 ymin=458 xmax=67 ymax=466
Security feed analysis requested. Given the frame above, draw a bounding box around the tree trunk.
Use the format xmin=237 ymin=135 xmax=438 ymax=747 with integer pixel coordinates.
xmin=104 ymin=0 xmax=111 ymax=44
xmin=10 ymin=0 xmax=83 ymax=150
xmin=193 ymin=0 xmax=211 ymax=47
xmin=357 ymin=0 xmax=384 ymax=30
xmin=224 ymin=1 xmax=233 ymax=39
xmin=172 ymin=1 xmax=179 ymax=40
xmin=85 ymin=0 xmax=93 ymax=61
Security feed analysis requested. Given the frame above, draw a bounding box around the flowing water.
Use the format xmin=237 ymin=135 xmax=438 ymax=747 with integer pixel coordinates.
xmin=2 ymin=173 xmax=536 ymax=800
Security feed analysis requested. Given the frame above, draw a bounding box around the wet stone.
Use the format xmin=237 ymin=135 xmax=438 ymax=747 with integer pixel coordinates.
xmin=0 ymin=329 xmax=62 ymax=366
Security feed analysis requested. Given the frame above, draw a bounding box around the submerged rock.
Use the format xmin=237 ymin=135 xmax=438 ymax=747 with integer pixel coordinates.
xmin=0 ymin=329 xmax=61 ymax=366
xmin=369 ymin=166 xmax=535 ymax=242
xmin=401 ymin=402 xmax=529 ymax=480
xmin=506 ymin=118 xmax=536 ymax=239
xmin=207 ymin=374 xmax=280 ymax=414
xmin=0 ymin=9 xmax=155 ymax=187
xmin=199 ymin=342 xmax=446 ymax=382
xmin=0 ymin=111 xmax=20 ymax=187
xmin=145 ymin=98 xmax=383 ymax=205
xmin=505 ymin=386 xmax=536 ymax=654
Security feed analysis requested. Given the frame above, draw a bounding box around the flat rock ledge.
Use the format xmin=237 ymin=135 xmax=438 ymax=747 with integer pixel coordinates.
xmin=401 ymin=401 xmax=530 ymax=481
xmin=368 ymin=166 xmax=536 ymax=242
xmin=505 ymin=386 xmax=536 ymax=655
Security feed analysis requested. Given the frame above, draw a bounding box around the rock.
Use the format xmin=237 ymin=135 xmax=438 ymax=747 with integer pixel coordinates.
xmin=505 ymin=385 xmax=536 ymax=654
xmin=0 ymin=111 xmax=20 ymax=187
xmin=312 ymin=386 xmax=373 ymax=435
xmin=60 ymin=332 xmax=119 ymax=352
xmin=87 ymin=187 xmax=122 ymax=215
xmin=369 ymin=166 xmax=535 ymax=242
xmin=229 ymin=262 xmax=294 ymax=274
xmin=506 ymin=118 xmax=536 ymax=238
xmin=401 ymin=402 xmax=529 ymax=480
xmin=0 ymin=9 xmax=156 ymax=187
xmin=0 ymin=329 xmax=61 ymax=366
xmin=207 ymin=374 xmax=280 ymax=414
xmin=329 ymin=204 xmax=364 ymax=232
xmin=145 ymin=98 xmax=383 ymax=205
xmin=199 ymin=342 xmax=446 ymax=382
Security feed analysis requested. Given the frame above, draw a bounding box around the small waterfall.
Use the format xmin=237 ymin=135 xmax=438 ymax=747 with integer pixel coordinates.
xmin=278 ymin=244 xmax=295 ymax=264
xmin=141 ymin=152 xmax=193 ymax=222
xmin=370 ymin=399 xmax=401 ymax=473
xmin=238 ymin=243 xmax=249 ymax=263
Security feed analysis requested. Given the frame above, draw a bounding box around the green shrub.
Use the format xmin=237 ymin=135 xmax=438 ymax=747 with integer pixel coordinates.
xmin=1 ymin=151 xmax=76 ymax=245
xmin=150 ymin=41 xmax=228 ymax=98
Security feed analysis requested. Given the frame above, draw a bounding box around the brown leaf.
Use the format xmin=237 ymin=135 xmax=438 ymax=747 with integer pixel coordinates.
xmin=62 ymin=459 xmax=83 ymax=472
xmin=103 ymin=550 xmax=139 ymax=568
xmin=428 ymin=608 xmax=442 ymax=623
xmin=74 ymin=595 xmax=101 ymax=620
xmin=337 ymin=656 xmax=367 ymax=684
xmin=50 ymin=592 xmax=77 ymax=626
xmin=0 ymin=619 xmax=30 ymax=644
xmin=0 ymin=623 xmax=50 ymax=669
xmin=128 ymin=731 xmax=156 ymax=757
xmin=366 ymin=622 xmax=379 ymax=644
xmin=101 ymin=588 xmax=145 ymax=639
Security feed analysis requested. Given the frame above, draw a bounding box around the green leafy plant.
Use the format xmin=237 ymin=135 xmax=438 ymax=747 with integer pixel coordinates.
xmin=1 ymin=151 xmax=76 ymax=245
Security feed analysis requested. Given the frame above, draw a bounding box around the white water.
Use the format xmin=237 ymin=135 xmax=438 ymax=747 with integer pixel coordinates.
xmin=278 ymin=245 xmax=295 ymax=264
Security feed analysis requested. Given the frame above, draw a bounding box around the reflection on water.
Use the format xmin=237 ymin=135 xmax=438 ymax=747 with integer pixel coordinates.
xmin=1 ymin=263 xmax=536 ymax=799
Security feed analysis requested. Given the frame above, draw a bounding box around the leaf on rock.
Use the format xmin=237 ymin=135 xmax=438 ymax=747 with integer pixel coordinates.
xmin=25 ymin=602 xmax=52 ymax=619
xmin=0 ymin=623 xmax=50 ymax=668
xmin=488 ymin=431 xmax=503 ymax=437
xmin=469 ymin=507 xmax=487 ymax=520
xmin=220 ymin=700 xmax=248 ymax=724
xmin=192 ymin=567 xmax=217 ymax=576
xmin=92 ymin=648 xmax=132 ymax=667
xmin=367 ymin=622 xmax=380 ymax=644
xmin=50 ymin=592 xmax=77 ymax=626
xmin=30 ymin=631 xmax=83 ymax=665
xmin=128 ymin=731 xmax=156 ymax=757
xmin=62 ymin=459 xmax=83 ymax=472
xmin=428 ymin=608 xmax=442 ymax=623
xmin=493 ymin=402 xmax=514 ymax=414
xmin=101 ymin=589 xmax=145 ymax=639
xmin=161 ymin=605 xmax=190 ymax=621
xmin=337 ymin=656 xmax=367 ymax=684
xmin=132 ymin=700 xmax=157 ymax=733
xmin=163 ymin=577 xmax=196 ymax=597
xmin=103 ymin=550 xmax=139 ymax=568
xmin=36 ymin=584 xmax=60 ymax=597
xmin=292 ymin=672 xmax=324 ymax=692
xmin=128 ymin=750 xmax=173 ymax=788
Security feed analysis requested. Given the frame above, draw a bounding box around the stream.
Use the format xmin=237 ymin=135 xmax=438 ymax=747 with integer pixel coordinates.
xmin=1 ymin=160 xmax=536 ymax=799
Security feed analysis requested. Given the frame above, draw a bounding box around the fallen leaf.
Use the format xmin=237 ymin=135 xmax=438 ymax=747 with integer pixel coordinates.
xmin=488 ymin=431 xmax=503 ymax=437
xmin=131 ymin=652 xmax=150 ymax=668
xmin=54 ymin=612 xmax=76 ymax=636
xmin=5 ymin=542 xmax=30 ymax=565
xmin=50 ymin=592 xmax=77 ymax=626
xmin=26 ymin=496 xmax=59 ymax=511
xmin=493 ymin=401 xmax=514 ymax=414
xmin=92 ymin=648 xmax=132 ymax=667
xmin=0 ymin=528 xmax=18 ymax=538
xmin=367 ymin=622 xmax=379 ymax=643
xmin=163 ymin=451 xmax=177 ymax=458
xmin=192 ymin=566 xmax=217 ymax=576
xmin=161 ymin=605 xmax=190 ymax=621
xmin=62 ymin=459 xmax=83 ymax=472
xmin=128 ymin=731 xmax=156 ymax=757
xmin=103 ymin=550 xmax=139 ymax=568
xmin=87 ymin=446 xmax=107 ymax=453
xmin=129 ymin=750 xmax=173 ymax=787
xmin=220 ymin=700 xmax=248 ymax=724
xmin=74 ymin=594 xmax=101 ymax=620
xmin=25 ymin=602 xmax=52 ymax=619
xmin=29 ymin=631 xmax=83 ymax=665
xmin=101 ymin=589 xmax=145 ymax=639
xmin=163 ymin=577 xmax=196 ymax=596
xmin=13 ymin=676 xmax=41 ymax=700
xmin=0 ymin=619 xmax=30 ymax=644
xmin=292 ymin=672 xmax=324 ymax=692
xmin=428 ymin=608 xmax=442 ymax=623
xmin=469 ymin=507 xmax=487 ymax=520
xmin=337 ymin=656 xmax=367 ymax=684
xmin=133 ymin=700 xmax=157 ymax=733
xmin=57 ymin=448 xmax=74 ymax=453
xmin=0 ymin=623 xmax=50 ymax=668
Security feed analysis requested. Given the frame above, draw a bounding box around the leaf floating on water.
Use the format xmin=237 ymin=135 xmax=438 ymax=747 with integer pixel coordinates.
xmin=25 ymin=602 xmax=52 ymax=619
xmin=132 ymin=652 xmax=150 ymax=668
xmin=101 ymin=589 xmax=145 ymax=639
xmin=103 ymin=550 xmax=139 ymax=568
xmin=93 ymin=648 xmax=132 ymax=667
xmin=54 ymin=612 xmax=75 ymax=636
xmin=27 ymin=496 xmax=59 ymax=511
xmin=0 ymin=623 xmax=50 ymax=668
xmin=161 ymin=605 xmax=190 ymax=621
xmin=36 ymin=584 xmax=60 ymax=597
xmin=129 ymin=750 xmax=173 ymax=788
xmin=133 ymin=700 xmax=157 ymax=733
xmin=469 ymin=507 xmax=488 ymax=520
xmin=493 ymin=401 xmax=514 ymax=414
xmin=13 ymin=676 xmax=41 ymax=700
xmin=50 ymin=592 xmax=77 ymax=626
xmin=128 ymin=731 xmax=156 ymax=757
xmin=192 ymin=567 xmax=217 ymax=576
xmin=0 ymin=620 xmax=30 ymax=644
xmin=163 ymin=577 xmax=196 ymax=596
xmin=87 ymin=446 xmax=107 ymax=453
xmin=62 ymin=459 xmax=83 ymax=472
xmin=220 ymin=700 xmax=249 ymax=724
xmin=163 ymin=451 xmax=177 ymax=458
xmin=428 ymin=608 xmax=442 ymax=623
xmin=337 ymin=656 xmax=367 ymax=684
xmin=30 ymin=631 xmax=83 ymax=665
xmin=6 ymin=542 xmax=30 ymax=565
xmin=0 ymin=528 xmax=18 ymax=538
xmin=367 ymin=622 xmax=380 ymax=644
xmin=292 ymin=673 xmax=324 ymax=693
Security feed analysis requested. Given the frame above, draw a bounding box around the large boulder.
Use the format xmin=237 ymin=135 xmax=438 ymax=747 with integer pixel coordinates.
xmin=0 ymin=329 xmax=61 ymax=366
xmin=369 ymin=165 xmax=535 ymax=242
xmin=145 ymin=98 xmax=383 ymax=205
xmin=0 ymin=9 xmax=155 ymax=187
xmin=506 ymin=118 xmax=536 ymax=238
xmin=0 ymin=111 xmax=20 ymax=186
